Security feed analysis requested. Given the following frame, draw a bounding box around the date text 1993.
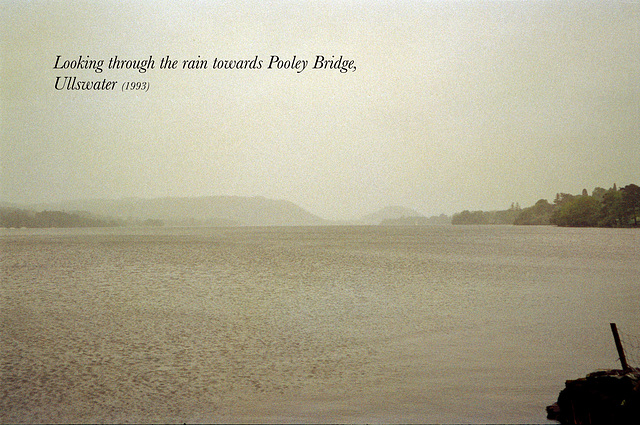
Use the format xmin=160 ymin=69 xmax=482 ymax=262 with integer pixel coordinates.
xmin=122 ymin=81 xmax=149 ymax=92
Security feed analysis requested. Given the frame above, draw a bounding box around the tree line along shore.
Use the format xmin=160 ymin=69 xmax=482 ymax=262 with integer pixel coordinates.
xmin=0 ymin=209 xmax=161 ymax=229
xmin=452 ymin=183 xmax=639 ymax=227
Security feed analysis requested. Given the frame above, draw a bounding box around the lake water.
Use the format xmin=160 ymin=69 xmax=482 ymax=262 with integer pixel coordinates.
xmin=1 ymin=225 xmax=638 ymax=423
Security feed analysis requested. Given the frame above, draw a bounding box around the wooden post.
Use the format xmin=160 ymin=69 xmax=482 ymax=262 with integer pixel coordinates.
xmin=610 ymin=323 xmax=629 ymax=371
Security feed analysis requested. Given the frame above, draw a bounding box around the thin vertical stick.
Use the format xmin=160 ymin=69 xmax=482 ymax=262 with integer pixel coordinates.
xmin=610 ymin=323 xmax=629 ymax=371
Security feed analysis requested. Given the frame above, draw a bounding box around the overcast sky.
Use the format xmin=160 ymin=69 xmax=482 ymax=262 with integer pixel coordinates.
xmin=2 ymin=1 xmax=639 ymax=220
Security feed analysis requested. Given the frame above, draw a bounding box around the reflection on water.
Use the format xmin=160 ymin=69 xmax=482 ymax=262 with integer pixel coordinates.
xmin=1 ymin=225 xmax=638 ymax=423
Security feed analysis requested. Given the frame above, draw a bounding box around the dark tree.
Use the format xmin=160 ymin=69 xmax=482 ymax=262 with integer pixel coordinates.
xmin=592 ymin=187 xmax=607 ymax=202
xmin=600 ymin=189 xmax=626 ymax=227
xmin=551 ymin=196 xmax=601 ymax=227
xmin=621 ymin=184 xmax=640 ymax=226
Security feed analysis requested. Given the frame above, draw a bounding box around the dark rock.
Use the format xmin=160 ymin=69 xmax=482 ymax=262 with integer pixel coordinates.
xmin=547 ymin=368 xmax=640 ymax=424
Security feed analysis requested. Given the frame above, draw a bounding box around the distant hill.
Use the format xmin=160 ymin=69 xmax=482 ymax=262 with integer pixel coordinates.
xmin=27 ymin=196 xmax=329 ymax=227
xmin=359 ymin=206 xmax=425 ymax=225
xmin=380 ymin=214 xmax=451 ymax=226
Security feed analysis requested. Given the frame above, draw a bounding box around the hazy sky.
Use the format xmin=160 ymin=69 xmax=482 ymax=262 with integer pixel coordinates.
xmin=2 ymin=1 xmax=639 ymax=220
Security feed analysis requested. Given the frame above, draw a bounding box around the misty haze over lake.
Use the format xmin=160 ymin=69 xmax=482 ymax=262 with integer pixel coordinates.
xmin=2 ymin=2 xmax=639 ymax=219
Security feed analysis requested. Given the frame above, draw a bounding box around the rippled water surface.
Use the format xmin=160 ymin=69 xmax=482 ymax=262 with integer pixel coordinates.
xmin=1 ymin=225 xmax=638 ymax=423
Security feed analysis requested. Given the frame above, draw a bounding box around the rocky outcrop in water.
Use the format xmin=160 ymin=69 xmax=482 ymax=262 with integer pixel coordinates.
xmin=547 ymin=368 xmax=640 ymax=424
